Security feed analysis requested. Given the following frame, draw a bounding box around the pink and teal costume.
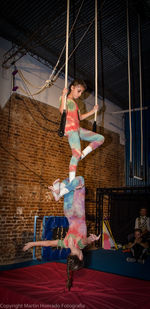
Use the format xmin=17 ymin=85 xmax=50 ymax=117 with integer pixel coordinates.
xmin=57 ymin=176 xmax=87 ymax=249
xmin=60 ymin=97 xmax=104 ymax=177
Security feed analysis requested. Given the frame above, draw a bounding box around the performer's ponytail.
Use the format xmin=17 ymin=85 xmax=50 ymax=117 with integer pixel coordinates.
xmin=66 ymin=254 xmax=84 ymax=290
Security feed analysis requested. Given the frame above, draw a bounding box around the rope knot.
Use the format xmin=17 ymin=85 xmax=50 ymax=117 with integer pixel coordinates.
xmin=45 ymin=80 xmax=53 ymax=88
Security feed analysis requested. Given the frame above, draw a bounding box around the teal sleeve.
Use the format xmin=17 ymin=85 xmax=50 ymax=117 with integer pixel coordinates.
xmin=57 ymin=239 xmax=66 ymax=248
xmin=78 ymin=239 xmax=86 ymax=249
xmin=59 ymin=96 xmax=69 ymax=110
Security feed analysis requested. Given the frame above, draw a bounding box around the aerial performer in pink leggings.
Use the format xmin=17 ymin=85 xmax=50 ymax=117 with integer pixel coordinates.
xmin=59 ymin=79 xmax=105 ymax=182
xmin=23 ymin=176 xmax=100 ymax=290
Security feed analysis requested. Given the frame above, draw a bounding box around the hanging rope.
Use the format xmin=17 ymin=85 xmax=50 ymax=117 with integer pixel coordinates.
xmin=58 ymin=0 xmax=70 ymax=137
xmin=18 ymin=70 xmax=44 ymax=89
xmin=99 ymin=3 xmax=105 ymax=130
xmin=48 ymin=0 xmax=85 ymax=83
xmin=138 ymin=14 xmax=144 ymax=180
xmin=18 ymin=70 xmax=53 ymax=96
xmin=17 ymin=19 xmax=94 ymax=97
xmin=54 ymin=18 xmax=95 ymax=82
xmin=127 ymin=0 xmax=133 ymax=178
xmin=93 ymin=0 xmax=98 ymax=132
xmin=127 ymin=1 xmax=144 ymax=181
xmin=16 ymin=0 xmax=86 ymax=98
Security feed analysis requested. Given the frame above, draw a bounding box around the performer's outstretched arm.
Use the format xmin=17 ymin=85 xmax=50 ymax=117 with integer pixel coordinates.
xmin=23 ymin=240 xmax=58 ymax=251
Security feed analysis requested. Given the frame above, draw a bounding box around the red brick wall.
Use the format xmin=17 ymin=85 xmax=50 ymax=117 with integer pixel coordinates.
xmin=0 ymin=94 xmax=125 ymax=264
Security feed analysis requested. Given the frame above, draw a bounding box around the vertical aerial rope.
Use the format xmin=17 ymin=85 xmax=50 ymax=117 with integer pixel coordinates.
xmin=58 ymin=0 xmax=70 ymax=137
xmin=127 ymin=0 xmax=133 ymax=178
xmin=73 ymin=0 xmax=76 ymax=78
xmin=51 ymin=0 xmax=84 ymax=83
xmin=99 ymin=4 xmax=105 ymax=130
xmin=138 ymin=14 xmax=144 ymax=179
xmin=93 ymin=0 xmax=98 ymax=132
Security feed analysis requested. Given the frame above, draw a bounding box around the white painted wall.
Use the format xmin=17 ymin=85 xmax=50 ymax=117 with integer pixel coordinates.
xmin=0 ymin=37 xmax=125 ymax=144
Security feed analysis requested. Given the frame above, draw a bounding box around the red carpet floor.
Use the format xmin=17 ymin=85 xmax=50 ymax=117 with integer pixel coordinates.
xmin=0 ymin=262 xmax=150 ymax=309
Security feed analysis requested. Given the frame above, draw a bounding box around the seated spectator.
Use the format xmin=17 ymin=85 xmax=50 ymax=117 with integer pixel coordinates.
xmin=135 ymin=207 xmax=150 ymax=241
xmin=128 ymin=207 xmax=150 ymax=243
xmin=126 ymin=228 xmax=149 ymax=264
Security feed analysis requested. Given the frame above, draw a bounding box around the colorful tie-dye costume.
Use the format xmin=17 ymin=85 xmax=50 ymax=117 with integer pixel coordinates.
xmin=57 ymin=176 xmax=87 ymax=249
xmin=60 ymin=97 xmax=104 ymax=175
xmin=68 ymin=128 xmax=104 ymax=174
xmin=63 ymin=98 xmax=80 ymax=133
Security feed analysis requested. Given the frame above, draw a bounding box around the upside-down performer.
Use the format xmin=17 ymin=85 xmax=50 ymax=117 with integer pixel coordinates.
xmin=23 ymin=176 xmax=100 ymax=290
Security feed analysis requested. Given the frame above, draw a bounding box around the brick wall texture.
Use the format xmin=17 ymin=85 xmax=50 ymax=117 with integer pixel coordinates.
xmin=0 ymin=94 xmax=125 ymax=264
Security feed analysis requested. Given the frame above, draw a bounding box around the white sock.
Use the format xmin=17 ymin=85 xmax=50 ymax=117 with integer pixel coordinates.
xmin=81 ymin=145 xmax=92 ymax=160
xmin=53 ymin=186 xmax=69 ymax=201
xmin=59 ymin=187 xmax=69 ymax=198
xmin=60 ymin=182 xmax=66 ymax=190
xmin=69 ymin=171 xmax=75 ymax=183
xmin=51 ymin=181 xmax=66 ymax=201
xmin=51 ymin=191 xmax=58 ymax=201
